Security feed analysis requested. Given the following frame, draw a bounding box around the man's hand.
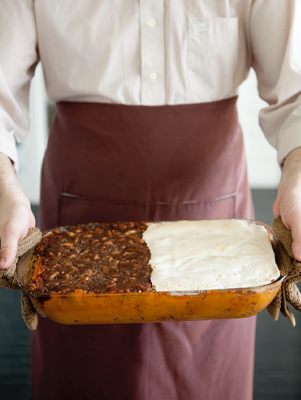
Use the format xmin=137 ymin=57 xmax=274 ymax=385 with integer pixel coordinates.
xmin=273 ymin=147 xmax=301 ymax=261
xmin=0 ymin=153 xmax=35 ymax=269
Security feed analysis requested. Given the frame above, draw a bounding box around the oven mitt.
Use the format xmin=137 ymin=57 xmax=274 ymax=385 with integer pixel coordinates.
xmin=0 ymin=228 xmax=42 ymax=330
xmin=267 ymin=217 xmax=301 ymax=327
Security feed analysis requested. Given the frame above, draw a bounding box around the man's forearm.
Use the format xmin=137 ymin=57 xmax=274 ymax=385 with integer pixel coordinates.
xmin=274 ymin=146 xmax=301 ymax=260
xmin=282 ymin=147 xmax=301 ymax=174
xmin=0 ymin=152 xmax=24 ymax=198
xmin=0 ymin=152 xmax=34 ymax=269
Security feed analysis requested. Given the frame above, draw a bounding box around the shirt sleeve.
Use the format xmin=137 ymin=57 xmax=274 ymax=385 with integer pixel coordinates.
xmin=0 ymin=0 xmax=39 ymax=171
xmin=250 ymin=0 xmax=301 ymax=165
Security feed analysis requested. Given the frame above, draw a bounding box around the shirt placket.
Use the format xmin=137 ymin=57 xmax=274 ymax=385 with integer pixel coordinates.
xmin=140 ymin=0 xmax=165 ymax=105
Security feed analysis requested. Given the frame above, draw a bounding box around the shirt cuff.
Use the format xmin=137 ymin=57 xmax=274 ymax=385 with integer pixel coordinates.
xmin=259 ymin=98 xmax=301 ymax=166
xmin=0 ymin=128 xmax=19 ymax=172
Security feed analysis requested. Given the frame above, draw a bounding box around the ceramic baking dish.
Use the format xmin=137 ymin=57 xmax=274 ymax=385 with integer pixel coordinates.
xmin=23 ymin=221 xmax=286 ymax=325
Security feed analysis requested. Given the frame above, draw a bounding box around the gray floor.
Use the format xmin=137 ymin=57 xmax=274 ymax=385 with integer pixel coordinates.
xmin=0 ymin=191 xmax=301 ymax=399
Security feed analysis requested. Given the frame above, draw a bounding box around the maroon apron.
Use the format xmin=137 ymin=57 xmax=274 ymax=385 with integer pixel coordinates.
xmin=32 ymin=97 xmax=256 ymax=400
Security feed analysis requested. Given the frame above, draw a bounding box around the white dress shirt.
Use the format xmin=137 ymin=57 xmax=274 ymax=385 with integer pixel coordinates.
xmin=1 ymin=0 xmax=301 ymax=171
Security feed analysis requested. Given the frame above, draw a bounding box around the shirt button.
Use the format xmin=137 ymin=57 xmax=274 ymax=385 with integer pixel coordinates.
xmin=195 ymin=21 xmax=207 ymax=32
xmin=149 ymin=20 xmax=157 ymax=27
xmin=149 ymin=72 xmax=157 ymax=80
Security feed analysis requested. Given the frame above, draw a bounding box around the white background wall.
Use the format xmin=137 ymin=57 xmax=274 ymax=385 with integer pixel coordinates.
xmin=238 ymin=69 xmax=281 ymax=188
xmin=17 ymin=65 xmax=280 ymax=204
xmin=17 ymin=63 xmax=48 ymax=204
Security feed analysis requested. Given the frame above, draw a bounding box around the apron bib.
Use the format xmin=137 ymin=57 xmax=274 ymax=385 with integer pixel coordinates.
xmin=32 ymin=97 xmax=255 ymax=400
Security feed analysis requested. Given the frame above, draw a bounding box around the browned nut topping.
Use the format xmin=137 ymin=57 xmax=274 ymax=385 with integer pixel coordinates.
xmin=27 ymin=221 xmax=153 ymax=295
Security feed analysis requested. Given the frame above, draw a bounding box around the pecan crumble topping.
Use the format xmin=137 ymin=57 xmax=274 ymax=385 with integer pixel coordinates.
xmin=27 ymin=222 xmax=153 ymax=296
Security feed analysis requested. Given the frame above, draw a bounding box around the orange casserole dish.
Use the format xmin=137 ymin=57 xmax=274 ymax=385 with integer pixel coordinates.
xmin=23 ymin=221 xmax=285 ymax=325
